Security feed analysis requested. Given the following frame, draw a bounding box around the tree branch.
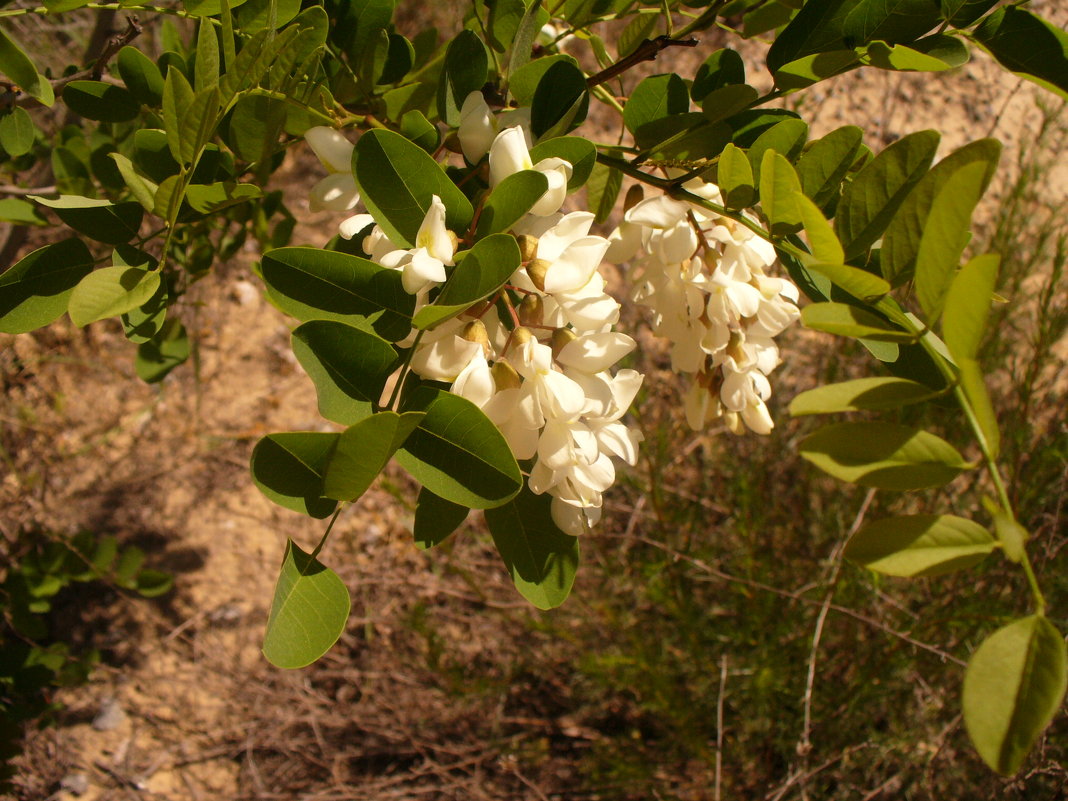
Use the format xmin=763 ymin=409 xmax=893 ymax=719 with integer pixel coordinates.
xmin=586 ymin=35 xmax=698 ymax=89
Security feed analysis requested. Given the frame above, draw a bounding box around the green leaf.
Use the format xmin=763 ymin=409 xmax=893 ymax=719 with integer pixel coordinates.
xmin=487 ymin=0 xmax=525 ymax=54
xmin=504 ymin=0 xmax=544 ymax=79
xmin=943 ymin=252 xmax=999 ymax=361
xmin=845 ymin=514 xmax=995 ymax=577
xmin=508 ymin=54 xmax=580 ymax=106
xmin=250 ymin=432 xmax=339 ymax=518
xmin=260 ymin=247 xmax=414 ymax=341
xmin=691 ymin=48 xmax=746 ymax=100
xmin=914 ymin=160 xmax=990 ymax=319
xmin=882 ymin=139 xmax=1000 ymax=285
xmin=109 ymin=153 xmax=159 ymax=213
xmin=774 ymin=50 xmax=861 ymax=90
xmin=802 ymin=301 xmax=913 ymax=341
xmin=413 ymin=486 xmax=468 ymax=549
xmin=437 ymin=29 xmax=488 ymax=126
xmin=528 ymin=136 xmax=597 ymax=191
xmin=835 ymin=129 xmax=939 ymax=261
xmin=991 ymin=508 xmax=1028 ymax=564
xmin=63 ymin=80 xmax=140 ymax=122
xmin=699 ymin=84 xmax=759 ymax=126
xmin=584 ymin=161 xmax=622 ymax=224
xmin=796 ymin=125 xmax=863 ymax=210
xmin=862 ymin=35 xmax=969 ymax=72
xmin=940 ymin=0 xmax=997 ymax=28
xmin=0 ymin=198 xmax=47 ymax=226
xmin=352 ymin=128 xmax=473 ymax=247
xmin=413 ymin=233 xmax=521 ymax=329
xmin=717 ymin=143 xmax=756 ymax=209
xmin=624 ymin=73 xmax=690 ymax=138
xmin=799 ymin=421 xmax=968 ymax=490
xmin=749 ymin=119 xmax=809 ymax=183
xmin=759 ymin=150 xmax=804 ymax=236
xmin=973 ymin=7 xmax=1068 ymax=100
xmin=120 ymin=274 xmax=168 ymax=344
xmin=30 ymin=195 xmax=144 ymax=246
xmin=291 ymin=320 xmax=400 ymax=425
xmin=195 ymin=20 xmax=220 ymax=91
xmin=797 ymin=194 xmax=844 ymax=263
xmin=399 ymin=108 xmax=439 ymax=153
xmin=0 ymin=28 xmax=52 ymax=106
xmin=323 ymin=411 xmax=424 ymax=501
xmin=0 ymin=107 xmax=36 ymax=156
xmin=964 ymin=615 xmax=1068 ymax=775
xmin=790 ymin=376 xmax=938 ymax=415
xmin=743 ymin=0 xmax=796 ymax=37
xmin=531 ymin=59 xmax=589 ymax=141
xmin=395 ymin=386 xmax=523 ymax=509
xmin=179 ymin=85 xmax=220 ymax=165
xmin=234 ymin=0 xmax=301 ymax=30
xmin=766 ymin=0 xmax=854 ymax=74
xmin=842 ymin=0 xmax=942 ymax=46
xmin=0 ymin=238 xmax=93 ymax=334
xmin=163 ymin=67 xmax=195 ymax=164
xmin=185 ymin=181 xmax=262 ymax=213
xmin=135 ymin=318 xmax=190 ymax=382
xmin=485 ymin=486 xmax=579 ymax=609
xmin=476 ymin=172 xmax=549 ymax=238
xmin=68 ymin=266 xmax=161 ymax=327
xmin=183 ymin=0 xmax=250 ymax=15
xmin=958 ymin=356 xmax=1000 ymax=459
xmin=134 ymin=569 xmax=173 ymax=598
xmin=616 ymin=9 xmax=659 ymax=59
xmin=262 ymin=540 xmax=351 ymax=669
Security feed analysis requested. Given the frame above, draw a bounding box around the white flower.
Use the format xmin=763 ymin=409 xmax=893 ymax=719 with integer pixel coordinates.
xmin=402 ymin=195 xmax=456 ymax=294
xmin=458 ymin=91 xmax=496 ymax=163
xmin=305 ymin=127 xmax=360 ymax=213
xmin=488 ymin=126 xmax=572 ymax=216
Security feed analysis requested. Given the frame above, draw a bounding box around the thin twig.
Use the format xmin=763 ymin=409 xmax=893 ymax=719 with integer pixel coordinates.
xmin=586 ymin=36 xmax=698 ymax=88
xmin=714 ymin=654 xmax=728 ymax=801
xmin=0 ymin=184 xmax=55 ymax=196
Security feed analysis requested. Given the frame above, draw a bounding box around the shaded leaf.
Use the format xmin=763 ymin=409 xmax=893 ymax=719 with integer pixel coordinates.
xmin=31 ymin=194 xmax=144 ymax=246
xmin=529 ymin=136 xmax=596 ymax=191
xmin=973 ymin=7 xmax=1068 ymax=100
xmin=796 ymin=125 xmax=864 ymax=210
xmin=291 ymin=320 xmax=400 ymax=425
xmin=395 ymin=386 xmax=523 ymax=509
xmin=531 ymin=59 xmax=588 ymax=140
xmin=485 ymin=486 xmax=579 ymax=609
xmin=802 ymin=301 xmax=914 ymax=341
xmin=413 ymin=487 xmax=468 ymax=549
xmin=250 ymin=432 xmax=339 ymax=518
xmin=437 ymin=30 xmax=488 ymax=126
xmin=0 ymin=107 xmax=36 ymax=156
xmin=323 ymin=411 xmax=424 ymax=501
xmin=0 ymin=238 xmax=93 ymax=334
xmin=585 ymin=161 xmax=622 ymax=224
xmin=135 ymin=318 xmax=190 ymax=382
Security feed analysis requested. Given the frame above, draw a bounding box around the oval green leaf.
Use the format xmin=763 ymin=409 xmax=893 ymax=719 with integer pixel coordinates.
xmin=352 ymin=128 xmax=474 ymax=247
xmin=263 ymin=539 xmax=351 ymax=669
xmin=964 ymin=615 xmax=1068 ymax=775
xmin=117 ymin=45 xmax=165 ymax=107
xmin=291 ymin=320 xmax=401 ymax=425
xmin=528 ymin=136 xmax=596 ymax=191
xmin=0 ymin=238 xmax=93 ymax=334
xmin=790 ymin=376 xmax=939 ymax=415
xmin=413 ymin=486 xmax=469 ymax=549
xmin=323 ymin=411 xmax=424 ymax=502
xmin=0 ymin=107 xmax=36 ymax=157
xmin=475 ymin=171 xmax=549 ymax=238
xmin=68 ymin=266 xmax=161 ymax=327
xmin=484 ymin=486 xmax=579 ymax=610
xmin=845 ymin=514 xmax=995 ymax=577
xmin=62 ymin=80 xmax=141 ymax=122
xmin=413 ymin=233 xmax=521 ymax=330
xmin=250 ymin=432 xmax=339 ymax=518
xmin=395 ymin=386 xmax=523 ymax=509
xmin=799 ymin=421 xmax=968 ymax=490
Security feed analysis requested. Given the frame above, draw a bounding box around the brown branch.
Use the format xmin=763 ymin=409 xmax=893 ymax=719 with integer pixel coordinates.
xmin=586 ymin=35 xmax=698 ymax=89
xmin=0 ymin=184 xmax=55 ymax=196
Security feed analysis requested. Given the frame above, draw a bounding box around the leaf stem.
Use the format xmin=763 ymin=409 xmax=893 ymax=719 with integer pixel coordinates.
xmin=310 ymin=506 xmax=343 ymax=561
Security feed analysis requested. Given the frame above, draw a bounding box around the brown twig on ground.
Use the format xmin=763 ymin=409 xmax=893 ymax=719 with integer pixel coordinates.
xmin=586 ymin=36 xmax=699 ymax=89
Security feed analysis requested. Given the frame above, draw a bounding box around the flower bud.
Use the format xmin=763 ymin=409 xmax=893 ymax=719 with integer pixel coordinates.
xmin=442 ymin=132 xmax=463 ymax=154
xmin=517 ymin=293 xmax=544 ymax=327
xmin=491 ymin=359 xmax=522 ymax=391
xmin=623 ymin=184 xmax=644 ymax=212
xmin=516 ymin=234 xmax=539 ymax=263
xmin=462 ymin=319 xmax=491 ymax=358
xmin=549 ymin=327 xmax=577 ymax=361
xmin=526 ymin=258 xmax=551 ymax=291
xmin=506 ymin=325 xmax=533 ymax=356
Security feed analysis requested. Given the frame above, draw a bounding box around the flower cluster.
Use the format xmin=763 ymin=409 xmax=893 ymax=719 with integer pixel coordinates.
xmin=606 ymin=182 xmax=800 ymax=434
xmin=304 ymin=98 xmax=643 ymax=535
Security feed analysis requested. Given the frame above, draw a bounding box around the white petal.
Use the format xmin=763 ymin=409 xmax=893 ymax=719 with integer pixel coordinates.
xmin=544 ymin=236 xmax=610 ymax=294
xmin=305 ymin=127 xmax=354 ymax=173
xmin=310 ymin=173 xmax=361 ymax=212
xmin=452 ymin=354 xmax=494 ymax=407
xmin=488 ymin=126 xmax=533 ymax=187
xmin=625 ymin=196 xmax=689 ymax=229
xmin=557 ymin=332 xmax=636 ymax=373
xmin=339 ymin=213 xmax=376 ymax=240
xmin=458 ymin=91 xmax=495 ymax=163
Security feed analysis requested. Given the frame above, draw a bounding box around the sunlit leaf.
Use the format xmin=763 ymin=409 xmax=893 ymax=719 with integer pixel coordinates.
xmin=964 ymin=615 xmax=1068 ymax=775
xmin=263 ymin=540 xmax=350 ymax=669
xmin=790 ymin=376 xmax=938 ymax=415
xmin=0 ymin=238 xmax=93 ymax=334
xmin=0 ymin=107 xmax=36 ymax=156
xmin=323 ymin=411 xmax=424 ymax=501
xmin=845 ymin=514 xmax=995 ymax=577
xmin=759 ymin=150 xmax=803 ymax=236
xmin=717 ymin=143 xmax=755 ymax=209
xmin=68 ymin=267 xmax=161 ymax=327
xmin=528 ymin=136 xmax=597 ymax=191
xmin=476 ymin=172 xmax=549 ymax=238
xmin=796 ymin=125 xmax=863 ymax=210
xmin=799 ymin=421 xmax=968 ymax=490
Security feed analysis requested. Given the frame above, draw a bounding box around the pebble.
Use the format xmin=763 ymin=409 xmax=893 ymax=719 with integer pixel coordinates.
xmin=60 ymin=772 xmax=89 ymax=795
xmin=91 ymin=697 xmax=127 ymax=731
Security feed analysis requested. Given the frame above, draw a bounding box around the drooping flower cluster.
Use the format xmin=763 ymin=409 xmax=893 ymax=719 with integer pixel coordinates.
xmin=304 ymin=96 xmax=643 ymax=535
xmin=606 ymin=182 xmax=801 ymax=434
